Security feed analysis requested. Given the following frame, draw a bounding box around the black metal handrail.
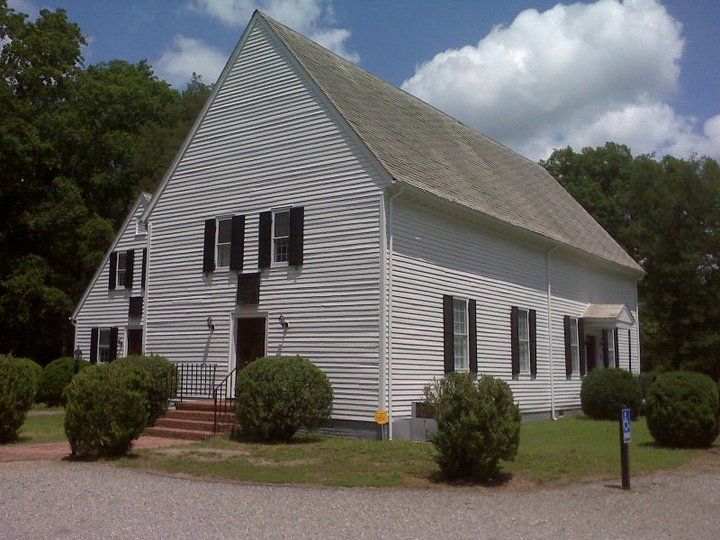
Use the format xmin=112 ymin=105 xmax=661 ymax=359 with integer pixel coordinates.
xmin=175 ymin=363 xmax=216 ymax=401
xmin=213 ymin=365 xmax=239 ymax=433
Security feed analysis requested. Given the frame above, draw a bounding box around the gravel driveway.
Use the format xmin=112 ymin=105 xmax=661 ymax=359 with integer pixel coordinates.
xmin=1 ymin=460 xmax=718 ymax=539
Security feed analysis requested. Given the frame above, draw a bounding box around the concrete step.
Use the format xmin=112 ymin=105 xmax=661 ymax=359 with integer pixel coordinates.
xmin=164 ymin=409 xmax=235 ymax=423
xmin=144 ymin=426 xmax=214 ymax=441
xmin=155 ymin=417 xmax=234 ymax=433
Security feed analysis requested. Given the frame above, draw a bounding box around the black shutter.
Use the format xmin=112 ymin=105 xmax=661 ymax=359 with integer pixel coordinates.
xmin=510 ymin=306 xmax=519 ymax=380
xmin=125 ymin=250 xmax=134 ymax=289
xmin=128 ymin=296 xmax=143 ymax=318
xmin=614 ymin=328 xmax=620 ymax=368
xmin=90 ymin=328 xmax=98 ymax=364
xmin=236 ymin=272 xmax=261 ymax=305
xmin=258 ymin=211 xmax=272 ymax=269
xmin=529 ymin=309 xmax=537 ymax=380
xmin=564 ymin=315 xmax=572 ymax=379
xmin=468 ymin=299 xmax=477 ymax=374
xmin=109 ymin=327 xmax=118 ymax=362
xmin=229 ymin=215 xmax=245 ymax=272
xmin=202 ymin=219 xmax=216 ymax=273
xmin=602 ymin=329 xmax=609 ymax=368
xmin=627 ymin=329 xmax=632 ymax=372
xmin=109 ymin=252 xmax=117 ymax=290
xmin=578 ymin=318 xmax=586 ymax=376
xmin=141 ymin=248 xmax=147 ymax=289
xmin=442 ymin=295 xmax=454 ymax=374
xmin=288 ymin=206 xmax=305 ymax=267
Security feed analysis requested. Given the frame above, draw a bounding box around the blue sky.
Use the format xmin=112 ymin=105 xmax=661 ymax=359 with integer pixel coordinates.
xmin=9 ymin=0 xmax=720 ymax=160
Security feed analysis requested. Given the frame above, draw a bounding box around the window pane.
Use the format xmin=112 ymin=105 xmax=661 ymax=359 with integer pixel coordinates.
xmin=453 ymin=298 xmax=467 ymax=335
xmin=117 ymin=269 xmax=126 ymax=286
xmin=571 ymin=345 xmax=580 ymax=373
xmin=519 ymin=342 xmax=530 ymax=372
xmin=518 ymin=310 xmax=528 ymax=341
xmin=570 ymin=318 xmax=578 ymax=346
xmin=117 ymin=253 xmax=126 ymax=267
xmin=454 ymin=335 xmax=469 ymax=371
xmin=218 ymin=244 xmax=231 ymax=267
xmin=274 ymin=237 xmax=288 ymax=263
xmin=274 ymin=211 xmax=289 ymax=238
xmin=99 ymin=329 xmax=110 ymax=346
xmin=217 ymin=219 xmax=232 ymax=244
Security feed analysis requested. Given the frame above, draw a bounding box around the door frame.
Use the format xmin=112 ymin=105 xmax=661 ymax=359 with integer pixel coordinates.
xmin=123 ymin=323 xmax=143 ymax=357
xmin=228 ymin=310 xmax=268 ymax=395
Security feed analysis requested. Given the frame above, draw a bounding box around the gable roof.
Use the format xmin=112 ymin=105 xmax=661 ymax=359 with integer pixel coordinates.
xmin=258 ymin=13 xmax=643 ymax=275
xmin=582 ymin=304 xmax=636 ymax=325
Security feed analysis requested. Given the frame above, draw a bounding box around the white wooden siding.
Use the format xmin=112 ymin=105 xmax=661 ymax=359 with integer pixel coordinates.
xmin=389 ymin=197 xmax=640 ymax=418
xmin=74 ymin=199 xmax=148 ymax=358
xmin=144 ymin=22 xmax=385 ymax=422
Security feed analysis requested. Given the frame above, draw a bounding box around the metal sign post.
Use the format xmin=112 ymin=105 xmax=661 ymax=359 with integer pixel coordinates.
xmin=620 ymin=407 xmax=631 ymax=490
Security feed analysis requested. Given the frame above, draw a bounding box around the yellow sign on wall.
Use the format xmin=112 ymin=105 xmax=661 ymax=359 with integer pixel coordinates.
xmin=374 ymin=409 xmax=389 ymax=425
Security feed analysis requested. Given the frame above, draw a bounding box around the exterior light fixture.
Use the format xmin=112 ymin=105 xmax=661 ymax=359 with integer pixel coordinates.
xmin=73 ymin=346 xmax=83 ymax=374
xmin=279 ymin=314 xmax=289 ymax=330
xmin=206 ymin=316 xmax=215 ymax=331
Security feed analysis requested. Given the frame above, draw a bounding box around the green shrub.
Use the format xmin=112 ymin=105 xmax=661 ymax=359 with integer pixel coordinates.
xmin=235 ymin=356 xmax=333 ymax=441
xmin=38 ymin=357 xmax=90 ymax=406
xmin=580 ymin=368 xmax=642 ymax=420
xmin=645 ymin=371 xmax=720 ymax=448
xmin=637 ymin=371 xmax=658 ymax=415
xmin=0 ymin=356 xmax=37 ymax=442
xmin=5 ymin=356 xmax=42 ymax=401
xmin=424 ymin=373 xmax=521 ymax=482
xmin=64 ymin=365 xmax=148 ymax=457
xmin=112 ymin=355 xmax=177 ymax=423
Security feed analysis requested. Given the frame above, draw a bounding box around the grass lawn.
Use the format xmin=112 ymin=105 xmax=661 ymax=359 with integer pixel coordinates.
xmin=13 ymin=410 xmax=67 ymax=445
xmin=119 ymin=416 xmax=717 ymax=489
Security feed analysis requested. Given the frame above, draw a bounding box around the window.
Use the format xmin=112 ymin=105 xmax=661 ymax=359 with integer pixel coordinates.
xmin=607 ymin=329 xmax=615 ymax=367
xmin=116 ymin=252 xmax=127 ymax=287
xmin=135 ymin=219 xmax=146 ymax=236
xmin=98 ymin=328 xmax=111 ymax=363
xmin=273 ymin=210 xmax=290 ymax=263
xmin=453 ymin=298 xmax=469 ymax=371
xmin=518 ymin=308 xmax=530 ymax=373
xmin=216 ymin=218 xmax=232 ymax=268
xmin=569 ymin=317 xmax=580 ymax=374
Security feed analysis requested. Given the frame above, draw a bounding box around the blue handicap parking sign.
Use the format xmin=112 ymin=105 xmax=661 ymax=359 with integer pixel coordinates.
xmin=622 ymin=408 xmax=632 ymax=443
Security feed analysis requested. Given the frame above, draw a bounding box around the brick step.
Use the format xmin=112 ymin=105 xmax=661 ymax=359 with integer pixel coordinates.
xmin=144 ymin=426 xmax=214 ymax=441
xmin=174 ymin=400 xmax=235 ymax=413
xmin=164 ymin=409 xmax=235 ymax=423
xmin=155 ymin=417 xmax=234 ymax=433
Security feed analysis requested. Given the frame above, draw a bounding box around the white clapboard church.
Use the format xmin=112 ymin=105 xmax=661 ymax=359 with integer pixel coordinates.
xmin=72 ymin=11 xmax=643 ymax=439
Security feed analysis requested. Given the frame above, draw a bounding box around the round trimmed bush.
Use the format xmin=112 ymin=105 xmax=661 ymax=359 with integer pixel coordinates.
xmin=235 ymin=356 xmax=333 ymax=441
xmin=5 ymin=356 xmax=42 ymax=402
xmin=112 ymin=355 xmax=177 ymax=423
xmin=0 ymin=356 xmax=37 ymax=442
xmin=637 ymin=371 xmax=658 ymax=415
xmin=580 ymin=368 xmax=642 ymax=420
xmin=645 ymin=371 xmax=720 ymax=448
xmin=38 ymin=357 xmax=90 ymax=406
xmin=424 ymin=373 xmax=521 ymax=482
xmin=64 ymin=364 xmax=149 ymax=457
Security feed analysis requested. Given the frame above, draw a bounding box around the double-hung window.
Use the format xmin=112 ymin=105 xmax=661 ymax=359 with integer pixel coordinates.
xmin=607 ymin=330 xmax=615 ymax=367
xmin=518 ymin=308 xmax=530 ymax=373
xmin=453 ymin=298 xmax=469 ymax=371
xmin=216 ymin=217 xmax=232 ymax=268
xmin=569 ymin=317 xmax=580 ymax=374
xmin=273 ymin=210 xmax=290 ymax=264
xmin=116 ymin=252 xmax=127 ymax=288
xmin=98 ymin=328 xmax=111 ymax=363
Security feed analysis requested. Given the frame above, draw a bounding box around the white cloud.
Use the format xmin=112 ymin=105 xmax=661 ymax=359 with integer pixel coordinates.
xmin=188 ymin=0 xmax=357 ymax=61
xmin=401 ymin=0 xmax=720 ymax=161
xmin=154 ymin=35 xmax=228 ymax=87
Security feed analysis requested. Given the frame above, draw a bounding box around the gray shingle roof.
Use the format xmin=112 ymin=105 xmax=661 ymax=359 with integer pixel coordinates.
xmin=260 ymin=13 xmax=643 ymax=274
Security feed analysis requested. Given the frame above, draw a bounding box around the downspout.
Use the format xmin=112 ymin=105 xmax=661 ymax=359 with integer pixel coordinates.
xmin=378 ymin=194 xmax=388 ymax=433
xmin=142 ymin=220 xmax=151 ymax=355
xmin=386 ymin=185 xmax=403 ymax=440
xmin=545 ymin=245 xmax=558 ymax=420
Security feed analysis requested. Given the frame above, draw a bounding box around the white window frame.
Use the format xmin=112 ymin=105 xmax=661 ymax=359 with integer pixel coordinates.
xmin=215 ymin=216 xmax=233 ymax=269
xmin=135 ymin=219 xmax=146 ymax=236
xmin=116 ymin=252 xmax=127 ymax=288
xmin=607 ymin=329 xmax=615 ymax=366
xmin=453 ymin=297 xmax=469 ymax=372
xmin=569 ymin=317 xmax=580 ymax=374
xmin=518 ymin=308 xmax=530 ymax=373
xmin=272 ymin=209 xmax=290 ymax=265
xmin=98 ymin=328 xmax=111 ymax=363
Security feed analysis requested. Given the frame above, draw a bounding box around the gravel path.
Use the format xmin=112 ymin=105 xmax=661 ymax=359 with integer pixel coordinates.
xmin=1 ymin=461 xmax=719 ymax=539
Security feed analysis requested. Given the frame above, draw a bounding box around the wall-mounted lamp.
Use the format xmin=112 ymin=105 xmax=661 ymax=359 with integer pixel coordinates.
xmin=279 ymin=314 xmax=289 ymax=330
xmin=206 ymin=316 xmax=215 ymax=331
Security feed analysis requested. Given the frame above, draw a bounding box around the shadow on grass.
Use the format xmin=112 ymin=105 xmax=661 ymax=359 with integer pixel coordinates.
xmin=427 ymin=469 xmax=514 ymax=488
xmin=229 ymin=433 xmax=324 ymax=445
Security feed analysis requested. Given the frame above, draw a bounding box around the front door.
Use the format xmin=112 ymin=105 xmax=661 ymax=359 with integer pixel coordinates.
xmin=127 ymin=328 xmax=143 ymax=356
xmin=235 ymin=317 xmax=266 ymax=369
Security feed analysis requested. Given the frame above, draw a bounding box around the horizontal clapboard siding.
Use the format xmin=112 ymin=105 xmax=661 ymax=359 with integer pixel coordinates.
xmin=74 ymin=198 xmax=148 ymax=359
xmin=389 ymin=197 xmax=640 ymax=418
xmin=145 ymin=23 xmax=385 ymax=422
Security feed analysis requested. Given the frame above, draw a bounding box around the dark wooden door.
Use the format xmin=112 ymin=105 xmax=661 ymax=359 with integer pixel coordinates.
xmin=127 ymin=328 xmax=143 ymax=356
xmin=586 ymin=335 xmax=597 ymax=372
xmin=236 ymin=318 xmax=265 ymax=369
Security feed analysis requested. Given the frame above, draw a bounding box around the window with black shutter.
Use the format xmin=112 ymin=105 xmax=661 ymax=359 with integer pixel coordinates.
xmin=141 ymin=248 xmax=147 ymax=289
xmin=236 ymin=273 xmax=261 ymax=305
xmin=288 ymin=206 xmax=304 ymax=266
xmin=109 ymin=252 xmax=117 ymax=290
xmin=627 ymin=329 xmax=632 ymax=372
xmin=258 ymin=212 xmax=272 ymax=269
xmin=90 ymin=328 xmax=98 ymax=363
xmin=128 ymin=296 xmax=143 ymax=318
xmin=125 ymin=250 xmax=134 ymax=289
xmin=613 ymin=328 xmax=620 ymax=368
xmin=202 ymin=218 xmax=216 ymax=273
xmin=229 ymin=215 xmax=245 ymax=271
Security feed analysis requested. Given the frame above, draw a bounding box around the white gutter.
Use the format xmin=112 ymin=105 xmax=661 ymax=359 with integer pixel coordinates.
xmin=386 ymin=186 xmax=403 ymax=440
xmin=545 ymin=245 xmax=558 ymax=420
xmin=377 ymin=194 xmax=388 ymax=432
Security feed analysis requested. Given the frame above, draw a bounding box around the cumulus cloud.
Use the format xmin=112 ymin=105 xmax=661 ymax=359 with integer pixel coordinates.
xmin=155 ymin=35 xmax=228 ymax=87
xmin=401 ymin=0 xmax=720 ymax=161
xmin=189 ymin=0 xmax=357 ymax=61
